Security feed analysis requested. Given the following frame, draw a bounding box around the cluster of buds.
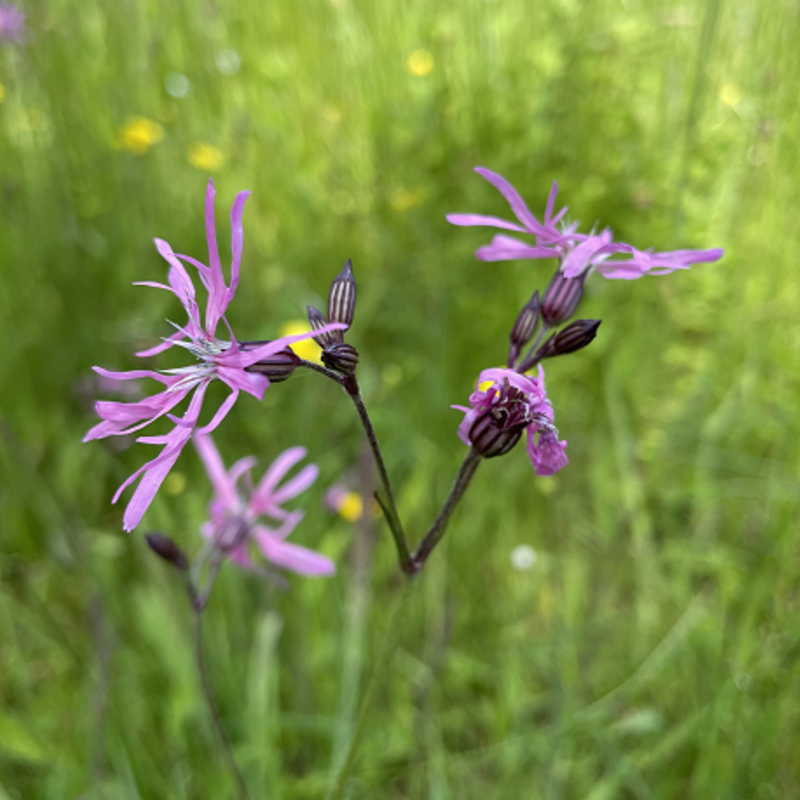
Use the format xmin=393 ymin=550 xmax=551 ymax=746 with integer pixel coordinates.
xmin=308 ymin=259 xmax=359 ymax=375
xmin=508 ymin=269 xmax=600 ymax=373
xmin=245 ymin=260 xmax=359 ymax=385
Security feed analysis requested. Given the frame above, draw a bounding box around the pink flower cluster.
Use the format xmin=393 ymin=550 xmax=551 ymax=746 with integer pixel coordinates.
xmin=84 ymin=181 xmax=342 ymax=531
xmin=448 ymin=167 xmax=723 ymax=280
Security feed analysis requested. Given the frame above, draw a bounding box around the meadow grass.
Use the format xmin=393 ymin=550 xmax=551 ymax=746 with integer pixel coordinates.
xmin=1 ymin=0 xmax=799 ymax=796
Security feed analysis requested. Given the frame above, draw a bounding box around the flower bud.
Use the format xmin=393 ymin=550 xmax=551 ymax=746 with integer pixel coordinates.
xmin=307 ymin=305 xmax=337 ymax=348
xmin=145 ymin=533 xmax=189 ymax=572
xmin=327 ymin=259 xmax=357 ymax=335
xmin=508 ymin=290 xmax=540 ymax=367
xmin=528 ymin=319 xmax=601 ymax=364
xmin=321 ymin=341 xmax=359 ymax=374
xmin=541 ymin=269 xmax=586 ymax=325
xmin=469 ymin=412 xmax=524 ymax=458
xmin=245 ymin=348 xmax=301 ymax=383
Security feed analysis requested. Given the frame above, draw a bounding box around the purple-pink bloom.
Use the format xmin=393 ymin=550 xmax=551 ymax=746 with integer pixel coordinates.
xmin=453 ymin=366 xmax=568 ymax=476
xmin=0 ymin=3 xmax=25 ymax=42
xmin=194 ymin=434 xmax=335 ymax=576
xmin=84 ymin=180 xmax=344 ymax=532
xmin=448 ymin=167 xmax=723 ymax=280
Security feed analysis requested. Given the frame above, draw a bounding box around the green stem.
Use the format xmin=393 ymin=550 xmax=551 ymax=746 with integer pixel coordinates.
xmin=325 ymin=579 xmax=417 ymax=800
xmin=192 ymin=607 xmax=253 ymax=800
xmin=411 ymin=450 xmax=482 ymax=572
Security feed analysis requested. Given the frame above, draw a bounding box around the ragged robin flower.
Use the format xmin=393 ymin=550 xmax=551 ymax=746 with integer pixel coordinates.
xmin=194 ymin=433 xmax=335 ymax=576
xmin=453 ymin=366 xmax=568 ymax=475
xmin=448 ymin=167 xmax=723 ymax=280
xmin=84 ymin=180 xmax=344 ymax=531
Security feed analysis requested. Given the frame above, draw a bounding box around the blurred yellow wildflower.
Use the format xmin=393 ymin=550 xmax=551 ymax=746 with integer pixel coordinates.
xmin=720 ymin=83 xmax=742 ymax=108
xmin=339 ymin=492 xmax=363 ymax=522
xmin=280 ymin=320 xmax=321 ymax=362
xmin=117 ymin=116 xmax=164 ymax=155
xmin=188 ymin=142 xmax=225 ymax=172
xmin=390 ymin=187 xmax=425 ymax=211
xmin=406 ymin=49 xmax=434 ymax=77
xmin=163 ymin=471 xmax=187 ymax=496
xmin=0 ymin=83 xmax=5 ymax=104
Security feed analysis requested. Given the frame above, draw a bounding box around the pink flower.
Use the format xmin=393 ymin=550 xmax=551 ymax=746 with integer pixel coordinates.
xmin=84 ymin=180 xmax=343 ymax=531
xmin=453 ymin=366 xmax=568 ymax=476
xmin=194 ymin=434 xmax=335 ymax=576
xmin=0 ymin=3 xmax=25 ymax=43
xmin=448 ymin=167 xmax=723 ymax=280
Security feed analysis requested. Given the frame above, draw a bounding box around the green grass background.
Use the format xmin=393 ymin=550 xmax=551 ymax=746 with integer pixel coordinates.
xmin=1 ymin=0 xmax=799 ymax=796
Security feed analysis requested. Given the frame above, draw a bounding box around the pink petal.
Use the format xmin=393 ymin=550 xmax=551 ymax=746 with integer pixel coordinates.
xmin=476 ymin=367 xmax=541 ymax=397
xmin=526 ymin=427 xmax=568 ymax=476
xmin=217 ymin=365 xmax=269 ymax=400
xmin=270 ymin=463 xmax=319 ymax=507
xmin=204 ymin=180 xmax=226 ymax=336
xmin=446 ymin=213 xmax=527 ymax=233
xmin=194 ymin=388 xmax=239 ymax=436
xmin=560 ymin=235 xmax=616 ymax=278
xmin=251 ymin=447 xmax=309 ymax=510
xmin=228 ymin=190 xmax=251 ymax=300
xmin=229 ymin=456 xmax=257 ymax=488
xmin=135 ymin=329 xmax=190 ymax=358
xmin=92 ymin=366 xmax=173 ymax=385
xmin=544 ymin=181 xmax=559 ymax=224
xmin=193 ymin=433 xmax=239 ymax=512
xmin=167 ymin=263 xmax=202 ymax=330
xmin=253 ymin=525 xmax=335 ymax=576
xmin=114 ymin=387 xmax=207 ymax=530
xmin=476 ymin=235 xmax=559 ymax=262
xmin=84 ymin=388 xmax=189 ymax=441
xmin=474 ymin=167 xmax=550 ymax=236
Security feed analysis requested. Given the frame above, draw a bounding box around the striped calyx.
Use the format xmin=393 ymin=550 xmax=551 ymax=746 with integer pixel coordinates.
xmin=509 ymin=290 xmax=540 ymax=367
xmin=541 ymin=269 xmax=586 ymax=325
xmin=534 ymin=319 xmax=601 ymax=362
xmin=327 ymin=259 xmax=357 ymax=338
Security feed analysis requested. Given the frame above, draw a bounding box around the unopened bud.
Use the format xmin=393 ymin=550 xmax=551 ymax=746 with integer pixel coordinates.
xmin=246 ymin=348 xmax=300 ymax=383
xmin=509 ymin=290 xmax=540 ymax=367
xmin=307 ymin=305 xmax=337 ymax=348
xmin=145 ymin=533 xmax=189 ymax=572
xmin=321 ymin=341 xmax=359 ymax=374
xmin=327 ymin=259 xmax=356 ymax=335
xmin=541 ymin=270 xmax=586 ymax=325
xmin=528 ymin=319 xmax=601 ymax=365
xmin=469 ymin=411 xmax=524 ymax=458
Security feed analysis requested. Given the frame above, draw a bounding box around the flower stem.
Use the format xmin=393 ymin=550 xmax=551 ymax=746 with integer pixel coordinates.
xmin=410 ymin=449 xmax=482 ymax=572
xmin=192 ymin=602 xmax=252 ymax=800
xmin=298 ymin=361 xmax=412 ymax=574
xmin=298 ymin=359 xmax=345 ymax=384
xmin=347 ymin=386 xmax=413 ymax=574
xmin=325 ymin=578 xmax=416 ymax=800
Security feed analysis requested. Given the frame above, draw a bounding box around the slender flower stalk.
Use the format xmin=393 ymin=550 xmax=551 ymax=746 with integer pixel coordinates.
xmin=448 ymin=167 xmax=723 ymax=280
xmin=83 ymin=180 xmax=343 ymax=531
xmin=410 ymin=449 xmax=482 ymax=571
xmin=348 ymin=384 xmax=413 ymax=573
xmin=192 ymin=610 xmax=253 ymax=800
